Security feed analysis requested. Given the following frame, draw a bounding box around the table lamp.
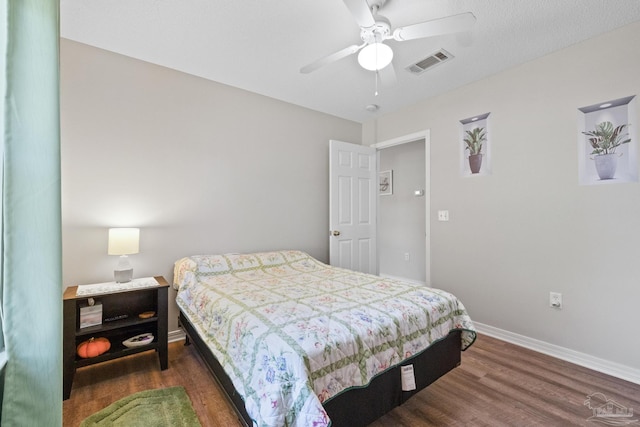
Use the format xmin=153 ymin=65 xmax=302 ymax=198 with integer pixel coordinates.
xmin=108 ymin=227 xmax=139 ymax=283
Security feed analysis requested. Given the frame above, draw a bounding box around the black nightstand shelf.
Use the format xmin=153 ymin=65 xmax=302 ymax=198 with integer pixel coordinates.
xmin=63 ymin=276 xmax=169 ymax=400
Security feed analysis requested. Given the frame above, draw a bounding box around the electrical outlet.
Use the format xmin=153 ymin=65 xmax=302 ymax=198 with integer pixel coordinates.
xmin=438 ymin=210 xmax=449 ymax=221
xmin=404 ymin=252 xmax=410 ymax=261
xmin=549 ymin=292 xmax=562 ymax=309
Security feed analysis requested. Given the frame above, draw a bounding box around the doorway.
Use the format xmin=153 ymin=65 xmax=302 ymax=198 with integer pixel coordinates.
xmin=372 ymin=130 xmax=430 ymax=285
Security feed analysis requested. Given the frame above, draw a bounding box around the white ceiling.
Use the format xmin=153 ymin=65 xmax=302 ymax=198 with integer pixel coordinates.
xmin=61 ymin=0 xmax=640 ymax=123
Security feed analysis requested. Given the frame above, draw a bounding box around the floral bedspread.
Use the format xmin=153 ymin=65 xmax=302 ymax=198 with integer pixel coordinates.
xmin=174 ymin=250 xmax=476 ymax=427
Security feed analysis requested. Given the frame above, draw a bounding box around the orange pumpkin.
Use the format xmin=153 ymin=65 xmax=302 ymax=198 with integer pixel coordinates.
xmin=77 ymin=337 xmax=111 ymax=358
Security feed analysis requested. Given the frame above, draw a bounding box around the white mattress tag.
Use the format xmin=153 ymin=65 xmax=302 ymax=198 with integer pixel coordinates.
xmin=401 ymin=364 xmax=416 ymax=391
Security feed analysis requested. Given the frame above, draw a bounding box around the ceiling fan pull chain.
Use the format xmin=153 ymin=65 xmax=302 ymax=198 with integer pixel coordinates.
xmin=374 ymin=42 xmax=379 ymax=96
xmin=375 ymin=70 xmax=379 ymax=96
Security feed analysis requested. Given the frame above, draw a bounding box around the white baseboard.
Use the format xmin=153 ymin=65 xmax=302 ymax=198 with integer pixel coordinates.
xmin=168 ymin=329 xmax=186 ymax=343
xmin=475 ymin=322 xmax=640 ymax=385
xmin=379 ymin=273 xmax=426 ymax=287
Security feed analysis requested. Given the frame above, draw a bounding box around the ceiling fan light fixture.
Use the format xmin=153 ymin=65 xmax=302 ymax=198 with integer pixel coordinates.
xmin=357 ymin=42 xmax=393 ymax=71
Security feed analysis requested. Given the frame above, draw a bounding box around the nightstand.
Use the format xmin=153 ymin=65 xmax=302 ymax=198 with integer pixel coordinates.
xmin=63 ymin=276 xmax=169 ymax=400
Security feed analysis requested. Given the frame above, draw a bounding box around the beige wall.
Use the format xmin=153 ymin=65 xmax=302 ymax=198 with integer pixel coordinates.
xmin=62 ymin=20 xmax=640 ymax=374
xmin=60 ymin=39 xmax=361 ymax=331
xmin=363 ymin=22 xmax=640 ymax=370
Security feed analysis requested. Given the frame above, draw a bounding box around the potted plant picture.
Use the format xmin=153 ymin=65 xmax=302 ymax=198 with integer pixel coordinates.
xmin=463 ymin=127 xmax=486 ymax=174
xmin=582 ymin=121 xmax=631 ymax=180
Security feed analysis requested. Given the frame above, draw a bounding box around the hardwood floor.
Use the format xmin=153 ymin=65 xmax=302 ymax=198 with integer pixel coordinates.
xmin=63 ymin=334 xmax=640 ymax=426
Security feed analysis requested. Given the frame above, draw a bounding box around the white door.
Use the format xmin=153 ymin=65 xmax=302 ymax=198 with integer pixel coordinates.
xmin=329 ymin=140 xmax=377 ymax=274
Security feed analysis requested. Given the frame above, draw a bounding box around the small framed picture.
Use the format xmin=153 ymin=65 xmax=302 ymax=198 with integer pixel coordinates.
xmin=379 ymin=170 xmax=393 ymax=196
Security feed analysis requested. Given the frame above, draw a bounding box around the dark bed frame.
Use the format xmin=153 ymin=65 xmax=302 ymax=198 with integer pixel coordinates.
xmin=179 ymin=311 xmax=462 ymax=427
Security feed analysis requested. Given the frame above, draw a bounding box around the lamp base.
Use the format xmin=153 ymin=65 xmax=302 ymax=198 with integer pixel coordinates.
xmin=114 ymin=268 xmax=133 ymax=283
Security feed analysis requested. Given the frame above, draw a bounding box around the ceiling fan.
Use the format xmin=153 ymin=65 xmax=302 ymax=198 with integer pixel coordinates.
xmin=300 ymin=0 xmax=476 ymax=76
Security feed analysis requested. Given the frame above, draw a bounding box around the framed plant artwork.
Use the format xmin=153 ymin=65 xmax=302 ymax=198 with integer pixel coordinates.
xmin=460 ymin=112 xmax=491 ymax=176
xmin=379 ymin=170 xmax=392 ymax=195
xmin=577 ymin=95 xmax=637 ymax=185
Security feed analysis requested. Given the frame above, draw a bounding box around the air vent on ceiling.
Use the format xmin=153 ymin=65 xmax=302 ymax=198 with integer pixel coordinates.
xmin=406 ymin=49 xmax=453 ymax=75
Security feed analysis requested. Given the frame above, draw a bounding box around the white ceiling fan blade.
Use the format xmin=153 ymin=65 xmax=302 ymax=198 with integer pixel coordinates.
xmin=300 ymin=44 xmax=363 ymax=74
xmin=343 ymin=0 xmax=375 ymax=28
xmin=378 ymin=63 xmax=397 ymax=87
xmin=392 ymin=12 xmax=476 ymax=41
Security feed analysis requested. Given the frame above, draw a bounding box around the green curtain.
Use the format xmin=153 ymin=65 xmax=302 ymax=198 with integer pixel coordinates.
xmin=0 ymin=0 xmax=62 ymax=425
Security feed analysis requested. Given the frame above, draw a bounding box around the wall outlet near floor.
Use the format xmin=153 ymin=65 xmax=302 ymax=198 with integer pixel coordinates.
xmin=437 ymin=210 xmax=449 ymax=221
xmin=404 ymin=252 xmax=410 ymax=262
xmin=549 ymin=292 xmax=562 ymax=309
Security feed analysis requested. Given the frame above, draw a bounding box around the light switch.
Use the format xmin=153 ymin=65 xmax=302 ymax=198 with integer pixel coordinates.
xmin=438 ymin=210 xmax=449 ymax=221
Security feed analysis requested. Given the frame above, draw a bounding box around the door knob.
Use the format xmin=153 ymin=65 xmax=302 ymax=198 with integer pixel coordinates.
xmin=332 ymin=230 xmax=341 ymax=236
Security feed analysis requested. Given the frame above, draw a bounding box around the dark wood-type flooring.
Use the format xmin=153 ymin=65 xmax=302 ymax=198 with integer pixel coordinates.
xmin=63 ymin=334 xmax=640 ymax=426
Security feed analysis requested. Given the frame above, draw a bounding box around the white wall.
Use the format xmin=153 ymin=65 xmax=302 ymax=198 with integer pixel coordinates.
xmin=60 ymin=39 xmax=361 ymax=331
xmin=363 ymin=21 xmax=640 ymax=371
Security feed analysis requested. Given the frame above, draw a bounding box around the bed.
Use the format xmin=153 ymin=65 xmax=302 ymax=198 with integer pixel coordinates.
xmin=174 ymin=250 xmax=476 ymax=427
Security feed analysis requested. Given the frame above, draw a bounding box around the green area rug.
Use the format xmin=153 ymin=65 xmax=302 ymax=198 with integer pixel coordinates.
xmin=80 ymin=386 xmax=202 ymax=427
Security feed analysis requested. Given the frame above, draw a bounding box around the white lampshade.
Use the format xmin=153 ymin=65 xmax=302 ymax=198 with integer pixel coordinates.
xmin=358 ymin=43 xmax=393 ymax=71
xmin=108 ymin=228 xmax=140 ymax=255
xmin=108 ymin=228 xmax=140 ymax=283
